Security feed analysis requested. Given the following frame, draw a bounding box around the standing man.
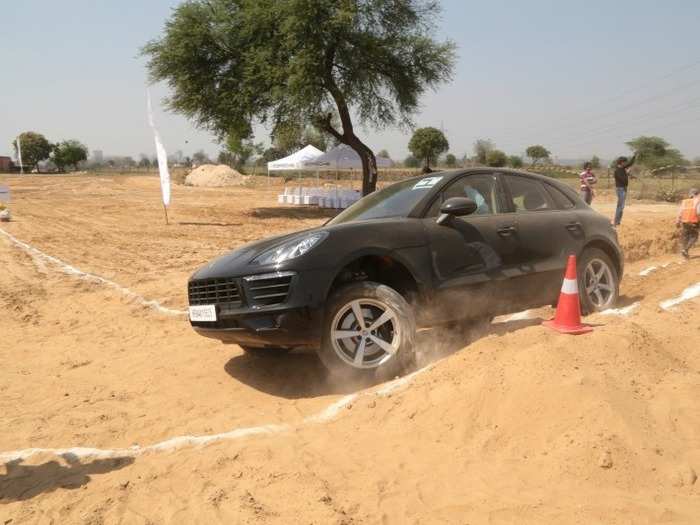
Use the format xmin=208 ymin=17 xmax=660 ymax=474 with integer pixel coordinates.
xmin=613 ymin=153 xmax=637 ymax=226
xmin=677 ymin=188 xmax=700 ymax=259
xmin=579 ymin=162 xmax=597 ymax=205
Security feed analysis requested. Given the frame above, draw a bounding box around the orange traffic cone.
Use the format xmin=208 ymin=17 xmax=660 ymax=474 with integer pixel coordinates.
xmin=543 ymin=254 xmax=593 ymax=335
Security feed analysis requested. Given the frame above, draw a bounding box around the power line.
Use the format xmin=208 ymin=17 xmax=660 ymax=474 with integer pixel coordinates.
xmin=543 ymin=95 xmax=700 ymax=148
xmin=547 ymin=113 xmax=700 ymax=151
xmin=494 ymin=60 xmax=700 ymax=141
xmin=499 ymin=75 xmax=700 ymax=145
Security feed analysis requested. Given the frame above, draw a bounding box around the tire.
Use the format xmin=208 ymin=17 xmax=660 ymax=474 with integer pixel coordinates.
xmin=318 ymin=281 xmax=416 ymax=381
xmin=577 ymin=247 xmax=619 ymax=315
xmin=240 ymin=346 xmax=291 ymax=358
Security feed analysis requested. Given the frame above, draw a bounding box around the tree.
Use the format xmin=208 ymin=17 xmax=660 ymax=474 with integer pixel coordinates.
xmin=262 ymin=147 xmax=286 ymax=163
xmin=272 ymin=122 xmax=330 ymax=154
xmin=51 ymin=140 xmax=88 ymax=171
xmin=217 ymin=150 xmax=234 ymax=166
xmin=589 ymin=155 xmax=601 ymax=169
xmin=192 ymin=150 xmax=210 ymax=165
xmin=271 ymin=122 xmax=302 ymax=154
xmin=486 ymin=149 xmax=507 ymax=167
xmin=508 ymin=155 xmax=523 ymax=168
xmin=473 ymin=139 xmax=494 ymax=165
xmin=526 ymin=145 xmax=550 ymax=165
xmin=143 ymin=0 xmax=456 ymax=195
xmin=408 ymin=127 xmax=449 ymax=170
xmin=139 ymin=154 xmax=152 ymax=169
xmin=224 ymin=134 xmax=262 ymax=171
xmin=301 ymin=126 xmax=330 ymax=152
xmin=13 ymin=131 xmax=52 ymax=172
xmin=626 ymin=136 xmax=686 ymax=170
xmin=404 ymin=155 xmax=420 ymax=168
xmin=444 ymin=153 xmax=457 ymax=168
xmin=377 ymin=149 xmax=390 ymax=159
xmin=122 ymin=156 xmax=136 ymax=168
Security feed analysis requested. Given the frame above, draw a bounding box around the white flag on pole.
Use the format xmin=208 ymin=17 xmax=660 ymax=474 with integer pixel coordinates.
xmin=147 ymin=90 xmax=171 ymax=207
xmin=16 ymin=136 xmax=24 ymax=174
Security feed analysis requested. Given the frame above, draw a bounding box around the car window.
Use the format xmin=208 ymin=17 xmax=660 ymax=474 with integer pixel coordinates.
xmin=545 ymin=183 xmax=575 ymax=209
xmin=426 ymin=174 xmax=500 ymax=217
xmin=327 ymin=175 xmax=444 ymax=225
xmin=504 ymin=175 xmax=553 ymax=213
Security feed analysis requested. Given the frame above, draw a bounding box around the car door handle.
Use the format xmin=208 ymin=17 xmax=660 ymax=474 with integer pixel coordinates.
xmin=497 ymin=225 xmax=517 ymax=236
xmin=565 ymin=222 xmax=582 ymax=231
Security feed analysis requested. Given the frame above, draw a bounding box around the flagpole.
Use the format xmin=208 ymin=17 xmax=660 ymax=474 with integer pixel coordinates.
xmin=16 ymin=136 xmax=24 ymax=175
xmin=147 ymin=90 xmax=172 ymax=224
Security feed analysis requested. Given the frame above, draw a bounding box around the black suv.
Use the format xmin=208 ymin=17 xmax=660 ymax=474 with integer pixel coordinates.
xmin=188 ymin=169 xmax=623 ymax=378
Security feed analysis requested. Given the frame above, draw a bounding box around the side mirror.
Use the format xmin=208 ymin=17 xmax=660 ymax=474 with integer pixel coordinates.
xmin=436 ymin=197 xmax=477 ymax=225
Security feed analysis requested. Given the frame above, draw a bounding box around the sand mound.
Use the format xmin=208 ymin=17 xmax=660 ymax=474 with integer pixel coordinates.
xmin=619 ymin=217 xmax=680 ymax=262
xmin=184 ymin=164 xmax=249 ymax=187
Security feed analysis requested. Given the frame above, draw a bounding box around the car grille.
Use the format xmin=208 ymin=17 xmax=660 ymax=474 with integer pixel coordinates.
xmin=244 ymin=272 xmax=294 ymax=307
xmin=188 ymin=277 xmax=242 ymax=306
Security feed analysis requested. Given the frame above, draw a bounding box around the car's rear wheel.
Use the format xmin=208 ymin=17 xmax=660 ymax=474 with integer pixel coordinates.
xmin=578 ymin=248 xmax=619 ymax=314
xmin=318 ymin=281 xmax=416 ymax=380
xmin=240 ymin=346 xmax=291 ymax=357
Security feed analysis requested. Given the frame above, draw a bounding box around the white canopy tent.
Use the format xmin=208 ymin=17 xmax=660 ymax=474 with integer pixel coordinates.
xmin=304 ymin=144 xmax=393 ymax=170
xmin=267 ymin=144 xmax=324 ymax=172
xmin=271 ymin=144 xmax=393 ymax=209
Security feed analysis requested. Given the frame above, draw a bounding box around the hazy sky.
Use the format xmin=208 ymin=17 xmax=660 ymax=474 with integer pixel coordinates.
xmin=3 ymin=0 xmax=700 ymax=162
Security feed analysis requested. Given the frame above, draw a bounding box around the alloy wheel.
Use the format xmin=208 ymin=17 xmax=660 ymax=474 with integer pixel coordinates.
xmin=330 ymin=298 xmax=401 ymax=369
xmin=584 ymin=258 xmax=615 ymax=309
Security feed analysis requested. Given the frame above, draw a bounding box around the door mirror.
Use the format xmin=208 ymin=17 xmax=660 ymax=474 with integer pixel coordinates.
xmin=436 ymin=197 xmax=478 ymax=225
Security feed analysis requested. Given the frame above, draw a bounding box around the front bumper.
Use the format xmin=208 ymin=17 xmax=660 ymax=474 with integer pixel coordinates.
xmin=188 ymin=268 xmax=332 ymax=349
xmin=192 ymin=306 xmax=323 ymax=348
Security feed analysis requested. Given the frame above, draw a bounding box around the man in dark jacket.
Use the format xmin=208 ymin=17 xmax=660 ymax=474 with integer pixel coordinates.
xmin=613 ymin=153 xmax=637 ymax=226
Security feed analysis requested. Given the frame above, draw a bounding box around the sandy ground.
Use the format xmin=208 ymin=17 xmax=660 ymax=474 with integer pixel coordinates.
xmin=1 ymin=174 xmax=699 ymax=524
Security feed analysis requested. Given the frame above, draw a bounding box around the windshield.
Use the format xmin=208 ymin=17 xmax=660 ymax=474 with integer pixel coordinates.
xmin=327 ymin=175 xmax=444 ymax=225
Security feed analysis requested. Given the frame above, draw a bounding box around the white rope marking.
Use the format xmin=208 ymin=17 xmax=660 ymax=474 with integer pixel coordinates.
xmin=375 ymin=365 xmax=433 ymax=396
xmin=0 ymin=227 xmax=187 ymax=317
xmin=0 ymin=425 xmax=289 ymax=464
xmin=639 ymin=266 xmax=657 ymax=277
xmin=0 ymin=366 xmax=431 ymax=464
xmin=500 ymin=309 xmax=533 ymax=323
xmin=303 ymin=395 xmax=358 ymax=424
xmin=660 ymin=283 xmax=700 ymax=311
xmin=601 ymin=302 xmax=640 ymax=316
xmin=639 ymin=261 xmax=673 ymax=277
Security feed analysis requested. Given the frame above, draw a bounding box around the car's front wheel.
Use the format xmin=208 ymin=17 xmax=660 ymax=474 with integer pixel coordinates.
xmin=318 ymin=282 xmax=416 ymax=380
xmin=578 ymin=247 xmax=619 ymax=314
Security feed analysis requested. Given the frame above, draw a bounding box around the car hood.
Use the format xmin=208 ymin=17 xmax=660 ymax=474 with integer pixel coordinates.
xmin=190 ymin=229 xmax=314 ymax=280
xmin=190 ymin=216 xmax=427 ymax=282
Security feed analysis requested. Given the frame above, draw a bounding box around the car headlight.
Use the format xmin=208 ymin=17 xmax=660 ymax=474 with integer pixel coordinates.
xmin=251 ymin=231 xmax=328 ymax=265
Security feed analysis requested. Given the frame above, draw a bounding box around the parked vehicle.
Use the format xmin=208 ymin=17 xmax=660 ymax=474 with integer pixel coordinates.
xmin=188 ymin=169 xmax=623 ymax=378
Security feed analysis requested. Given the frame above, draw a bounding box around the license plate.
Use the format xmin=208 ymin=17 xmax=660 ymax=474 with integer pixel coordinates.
xmin=189 ymin=304 xmax=217 ymax=322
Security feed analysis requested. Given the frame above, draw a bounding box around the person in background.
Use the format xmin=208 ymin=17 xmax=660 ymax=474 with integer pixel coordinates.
xmin=579 ymin=162 xmax=597 ymax=205
xmin=613 ymin=153 xmax=637 ymax=226
xmin=676 ymin=188 xmax=700 ymax=259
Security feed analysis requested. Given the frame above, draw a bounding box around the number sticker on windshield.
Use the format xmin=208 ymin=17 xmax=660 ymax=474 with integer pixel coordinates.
xmin=412 ymin=176 xmax=443 ymax=190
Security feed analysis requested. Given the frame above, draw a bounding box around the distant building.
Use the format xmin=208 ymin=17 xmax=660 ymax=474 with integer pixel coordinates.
xmin=92 ymin=150 xmax=104 ymax=163
xmin=0 ymin=156 xmax=13 ymax=172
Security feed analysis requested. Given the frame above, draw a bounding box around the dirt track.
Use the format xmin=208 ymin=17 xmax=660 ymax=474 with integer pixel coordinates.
xmin=1 ymin=175 xmax=699 ymax=524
